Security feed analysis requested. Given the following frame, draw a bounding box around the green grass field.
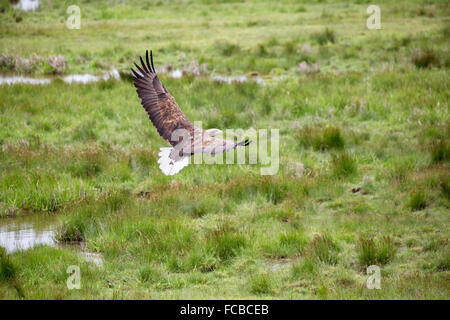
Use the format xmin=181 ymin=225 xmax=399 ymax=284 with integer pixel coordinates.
xmin=0 ymin=0 xmax=449 ymax=299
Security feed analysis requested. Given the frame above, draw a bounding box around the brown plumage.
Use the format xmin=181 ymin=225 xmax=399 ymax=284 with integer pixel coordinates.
xmin=131 ymin=50 xmax=194 ymax=145
xmin=131 ymin=50 xmax=250 ymax=175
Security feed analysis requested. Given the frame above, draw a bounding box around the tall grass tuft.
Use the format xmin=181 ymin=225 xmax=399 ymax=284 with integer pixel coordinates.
xmin=217 ymin=41 xmax=241 ymax=56
xmin=291 ymin=256 xmax=318 ymax=278
xmin=279 ymin=229 xmax=308 ymax=253
xmin=56 ymin=189 xmax=131 ymax=242
xmin=308 ymin=234 xmax=340 ymax=265
xmin=249 ymin=272 xmax=274 ymax=295
xmin=72 ymin=121 xmax=98 ymax=141
xmin=431 ymin=140 xmax=449 ymax=163
xmin=139 ymin=265 xmax=164 ymax=284
xmin=434 ymin=249 xmax=450 ymax=271
xmin=283 ymin=40 xmax=297 ymax=55
xmin=298 ymin=126 xmax=345 ymax=151
xmin=181 ymin=197 xmax=218 ymax=218
xmin=256 ymin=43 xmax=269 ymax=57
xmin=223 ymin=176 xmax=295 ymax=205
xmin=206 ymin=225 xmax=246 ymax=262
xmin=57 ymin=220 xmax=85 ymax=242
xmin=311 ymin=28 xmax=336 ymax=45
xmin=322 ymin=127 xmax=345 ymax=150
xmin=332 ymin=153 xmax=357 ymax=177
xmin=0 ymin=248 xmax=17 ymax=283
xmin=411 ymin=48 xmax=439 ymax=68
xmin=408 ymin=190 xmax=427 ymax=211
xmin=357 ymin=236 xmax=397 ymax=266
xmin=265 ymin=229 xmax=308 ymax=258
xmin=440 ymin=176 xmax=450 ymax=200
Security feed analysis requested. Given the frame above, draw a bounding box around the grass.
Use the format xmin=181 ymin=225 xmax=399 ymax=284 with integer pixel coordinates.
xmin=298 ymin=126 xmax=345 ymax=151
xmin=434 ymin=250 xmax=450 ymax=271
xmin=249 ymin=272 xmax=275 ymax=295
xmin=291 ymin=256 xmax=318 ymax=278
xmin=0 ymin=0 xmax=449 ymax=300
xmin=408 ymin=190 xmax=428 ymax=211
xmin=332 ymin=153 xmax=357 ymax=177
xmin=411 ymin=48 xmax=440 ymax=68
xmin=431 ymin=139 xmax=449 ymax=163
xmin=0 ymin=247 xmax=16 ymax=283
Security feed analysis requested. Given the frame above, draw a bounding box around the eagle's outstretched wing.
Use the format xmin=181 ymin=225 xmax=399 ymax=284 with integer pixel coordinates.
xmin=131 ymin=50 xmax=194 ymax=146
xmin=192 ymin=134 xmax=250 ymax=155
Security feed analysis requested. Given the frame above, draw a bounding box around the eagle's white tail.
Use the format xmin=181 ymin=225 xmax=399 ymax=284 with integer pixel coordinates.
xmin=158 ymin=147 xmax=189 ymax=176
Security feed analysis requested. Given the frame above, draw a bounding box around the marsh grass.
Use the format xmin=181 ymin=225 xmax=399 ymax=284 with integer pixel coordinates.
xmin=217 ymin=41 xmax=241 ymax=57
xmin=311 ymin=28 xmax=336 ymax=45
xmin=291 ymin=256 xmax=318 ymax=278
xmin=298 ymin=126 xmax=345 ymax=151
xmin=249 ymin=272 xmax=274 ymax=295
xmin=357 ymin=236 xmax=397 ymax=267
xmin=0 ymin=248 xmax=24 ymax=298
xmin=206 ymin=226 xmax=246 ymax=262
xmin=56 ymin=189 xmax=131 ymax=242
xmin=307 ymin=234 xmax=340 ymax=265
xmin=431 ymin=140 xmax=449 ymax=163
xmin=408 ymin=190 xmax=428 ymax=211
xmin=411 ymin=48 xmax=440 ymax=68
xmin=332 ymin=153 xmax=357 ymax=177
xmin=434 ymin=249 xmax=450 ymax=271
xmin=440 ymin=176 xmax=450 ymax=200
xmin=279 ymin=229 xmax=308 ymax=253
xmin=0 ymin=248 xmax=16 ymax=283
xmin=139 ymin=265 xmax=165 ymax=284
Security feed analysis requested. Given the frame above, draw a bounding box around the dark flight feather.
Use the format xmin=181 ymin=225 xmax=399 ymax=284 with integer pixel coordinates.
xmin=131 ymin=50 xmax=194 ymax=146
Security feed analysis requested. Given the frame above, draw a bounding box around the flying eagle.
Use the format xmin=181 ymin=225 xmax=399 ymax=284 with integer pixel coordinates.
xmin=131 ymin=50 xmax=250 ymax=175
